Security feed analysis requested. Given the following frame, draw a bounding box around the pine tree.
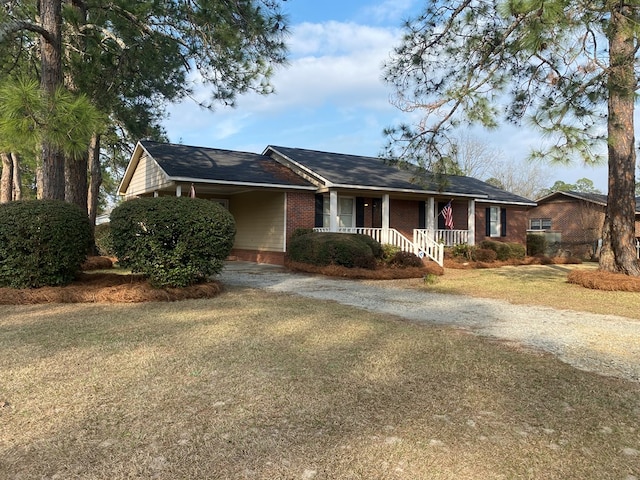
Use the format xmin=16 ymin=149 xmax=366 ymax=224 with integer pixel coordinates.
xmin=383 ymin=0 xmax=640 ymax=275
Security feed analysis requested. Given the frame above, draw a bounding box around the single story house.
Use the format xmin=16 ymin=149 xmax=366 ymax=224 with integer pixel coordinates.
xmin=118 ymin=140 xmax=536 ymax=265
xmin=528 ymin=191 xmax=640 ymax=259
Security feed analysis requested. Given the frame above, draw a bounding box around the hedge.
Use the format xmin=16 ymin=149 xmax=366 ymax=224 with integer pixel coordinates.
xmin=110 ymin=196 xmax=236 ymax=287
xmin=0 ymin=200 xmax=92 ymax=288
xmin=287 ymin=232 xmax=379 ymax=269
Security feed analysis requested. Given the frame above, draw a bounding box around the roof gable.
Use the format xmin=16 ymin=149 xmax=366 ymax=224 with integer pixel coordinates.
xmin=140 ymin=140 xmax=314 ymax=188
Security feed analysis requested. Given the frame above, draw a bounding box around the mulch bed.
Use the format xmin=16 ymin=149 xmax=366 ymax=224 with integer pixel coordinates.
xmin=567 ymin=269 xmax=640 ymax=292
xmin=0 ymin=271 xmax=223 ymax=305
xmin=444 ymin=255 xmax=583 ymax=270
xmin=0 ymin=257 xmax=223 ymax=305
xmin=284 ymin=259 xmax=444 ymax=279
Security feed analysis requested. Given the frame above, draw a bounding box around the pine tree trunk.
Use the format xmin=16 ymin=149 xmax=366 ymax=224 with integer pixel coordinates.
xmin=87 ymin=134 xmax=102 ymax=226
xmin=12 ymin=152 xmax=22 ymax=200
xmin=1 ymin=153 xmax=13 ymax=203
xmin=601 ymin=5 xmax=640 ymax=275
xmin=65 ymin=154 xmax=88 ymax=213
xmin=39 ymin=0 xmax=65 ymax=200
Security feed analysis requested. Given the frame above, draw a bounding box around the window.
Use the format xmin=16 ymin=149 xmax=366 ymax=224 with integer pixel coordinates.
xmin=489 ymin=206 xmax=501 ymax=237
xmin=530 ymin=218 xmax=551 ymax=230
xmin=486 ymin=206 xmax=507 ymax=237
xmin=323 ymin=197 xmax=355 ymax=228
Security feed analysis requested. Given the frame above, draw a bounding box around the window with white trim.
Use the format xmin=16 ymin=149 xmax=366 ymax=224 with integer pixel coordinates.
xmin=489 ymin=206 xmax=501 ymax=237
xmin=323 ymin=197 xmax=355 ymax=228
xmin=529 ymin=218 xmax=551 ymax=230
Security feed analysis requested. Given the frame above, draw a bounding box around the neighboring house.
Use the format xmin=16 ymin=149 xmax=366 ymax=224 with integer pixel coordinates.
xmin=118 ymin=140 xmax=536 ymax=265
xmin=528 ymin=191 xmax=640 ymax=259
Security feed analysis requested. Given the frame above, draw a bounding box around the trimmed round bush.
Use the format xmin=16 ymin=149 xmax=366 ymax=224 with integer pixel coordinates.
xmin=506 ymin=242 xmax=526 ymax=260
xmin=481 ymin=240 xmax=510 ymax=260
xmin=479 ymin=240 xmax=525 ymax=261
xmin=287 ymin=232 xmax=377 ymax=269
xmin=475 ymin=248 xmax=498 ymax=263
xmin=110 ymin=196 xmax=236 ymax=287
xmin=387 ymin=250 xmax=423 ymax=268
xmin=0 ymin=200 xmax=92 ymax=288
xmin=355 ymin=234 xmax=384 ymax=259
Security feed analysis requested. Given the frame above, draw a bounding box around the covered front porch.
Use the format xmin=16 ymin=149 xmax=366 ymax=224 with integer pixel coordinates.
xmin=314 ymin=191 xmax=477 ymax=266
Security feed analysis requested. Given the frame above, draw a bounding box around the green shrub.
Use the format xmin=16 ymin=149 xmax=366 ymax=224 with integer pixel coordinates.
xmin=451 ymin=243 xmax=476 ymax=261
xmin=475 ymin=248 xmax=498 ymax=262
xmin=94 ymin=223 xmax=115 ymax=257
xmin=110 ymin=196 xmax=236 ymax=287
xmin=387 ymin=250 xmax=423 ymax=268
xmin=527 ymin=233 xmax=547 ymax=256
xmin=287 ymin=232 xmax=377 ymax=269
xmin=381 ymin=243 xmax=402 ymax=261
xmin=480 ymin=240 xmax=509 ymax=260
xmin=506 ymin=242 xmax=526 ymax=260
xmin=480 ymin=240 xmax=525 ymax=261
xmin=354 ymin=234 xmax=383 ymax=259
xmin=290 ymin=227 xmax=315 ymax=240
xmin=0 ymin=200 xmax=92 ymax=288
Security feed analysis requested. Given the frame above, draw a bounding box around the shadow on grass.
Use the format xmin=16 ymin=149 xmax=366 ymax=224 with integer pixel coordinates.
xmin=1 ymin=289 xmax=639 ymax=479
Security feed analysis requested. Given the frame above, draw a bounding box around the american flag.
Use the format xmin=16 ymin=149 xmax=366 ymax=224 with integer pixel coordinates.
xmin=442 ymin=201 xmax=454 ymax=230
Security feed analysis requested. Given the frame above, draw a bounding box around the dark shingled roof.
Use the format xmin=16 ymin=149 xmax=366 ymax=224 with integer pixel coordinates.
xmin=539 ymin=190 xmax=640 ymax=213
xmin=140 ymin=140 xmax=314 ymax=188
xmin=267 ymin=146 xmax=536 ymax=205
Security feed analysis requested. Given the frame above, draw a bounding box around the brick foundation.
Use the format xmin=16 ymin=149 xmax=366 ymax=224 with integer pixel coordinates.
xmin=230 ymin=249 xmax=285 ymax=265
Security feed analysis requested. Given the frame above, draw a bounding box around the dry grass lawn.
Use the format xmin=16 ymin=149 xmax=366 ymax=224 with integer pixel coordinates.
xmin=1 ymin=287 xmax=639 ymax=479
xmin=411 ymin=263 xmax=640 ymax=320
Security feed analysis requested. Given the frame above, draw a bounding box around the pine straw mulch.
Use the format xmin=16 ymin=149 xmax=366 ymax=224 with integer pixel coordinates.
xmin=284 ymin=259 xmax=444 ymax=279
xmin=0 ymin=257 xmax=223 ymax=305
xmin=567 ymin=269 xmax=640 ymax=292
xmin=443 ymin=255 xmax=584 ymax=270
xmin=446 ymin=255 xmax=640 ymax=292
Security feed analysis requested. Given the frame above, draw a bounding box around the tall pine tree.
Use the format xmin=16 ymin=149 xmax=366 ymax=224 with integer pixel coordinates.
xmin=383 ymin=0 xmax=640 ymax=275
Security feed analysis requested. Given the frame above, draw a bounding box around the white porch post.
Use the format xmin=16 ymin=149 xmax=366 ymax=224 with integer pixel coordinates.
xmin=467 ymin=199 xmax=476 ymax=245
xmin=382 ymin=194 xmax=390 ymax=243
xmin=329 ymin=190 xmax=338 ymax=232
xmin=427 ymin=197 xmax=435 ymax=233
xmin=176 ymin=185 xmax=182 ymax=197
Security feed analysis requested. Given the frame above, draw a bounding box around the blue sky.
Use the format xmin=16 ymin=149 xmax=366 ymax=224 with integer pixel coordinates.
xmin=163 ymin=0 xmax=609 ymax=193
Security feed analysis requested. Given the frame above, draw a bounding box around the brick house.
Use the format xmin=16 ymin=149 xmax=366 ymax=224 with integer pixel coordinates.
xmin=118 ymin=140 xmax=536 ymax=265
xmin=527 ymin=191 xmax=640 ymax=259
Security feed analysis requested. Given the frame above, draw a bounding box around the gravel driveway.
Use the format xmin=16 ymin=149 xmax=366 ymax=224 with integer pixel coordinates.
xmin=219 ymin=261 xmax=640 ymax=383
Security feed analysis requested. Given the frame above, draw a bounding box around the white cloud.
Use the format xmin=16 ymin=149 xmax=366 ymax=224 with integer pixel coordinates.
xmin=165 ymin=19 xmax=401 ymax=148
xmin=241 ymin=22 xmax=399 ymax=112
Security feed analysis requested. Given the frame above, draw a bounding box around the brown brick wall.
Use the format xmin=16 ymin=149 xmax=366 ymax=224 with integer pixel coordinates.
xmin=230 ymin=249 xmax=285 ymax=265
xmin=527 ymin=198 xmax=604 ymax=258
xmin=475 ymin=205 xmax=529 ymax=245
xmin=390 ymin=199 xmax=421 ymax=237
xmin=285 ymin=191 xmax=316 ymax=240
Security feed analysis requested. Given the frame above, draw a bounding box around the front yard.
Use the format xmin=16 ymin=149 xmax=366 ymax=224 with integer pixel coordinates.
xmin=1 ymin=286 xmax=638 ymax=479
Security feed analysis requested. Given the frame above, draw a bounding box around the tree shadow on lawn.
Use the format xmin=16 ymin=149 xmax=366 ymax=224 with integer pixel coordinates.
xmin=1 ymin=289 xmax=639 ymax=479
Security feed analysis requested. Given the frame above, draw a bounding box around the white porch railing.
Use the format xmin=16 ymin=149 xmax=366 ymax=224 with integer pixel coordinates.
xmin=313 ymin=227 xmax=444 ymax=266
xmin=433 ymin=229 xmax=469 ymax=246
xmin=413 ymin=229 xmax=444 ymax=266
